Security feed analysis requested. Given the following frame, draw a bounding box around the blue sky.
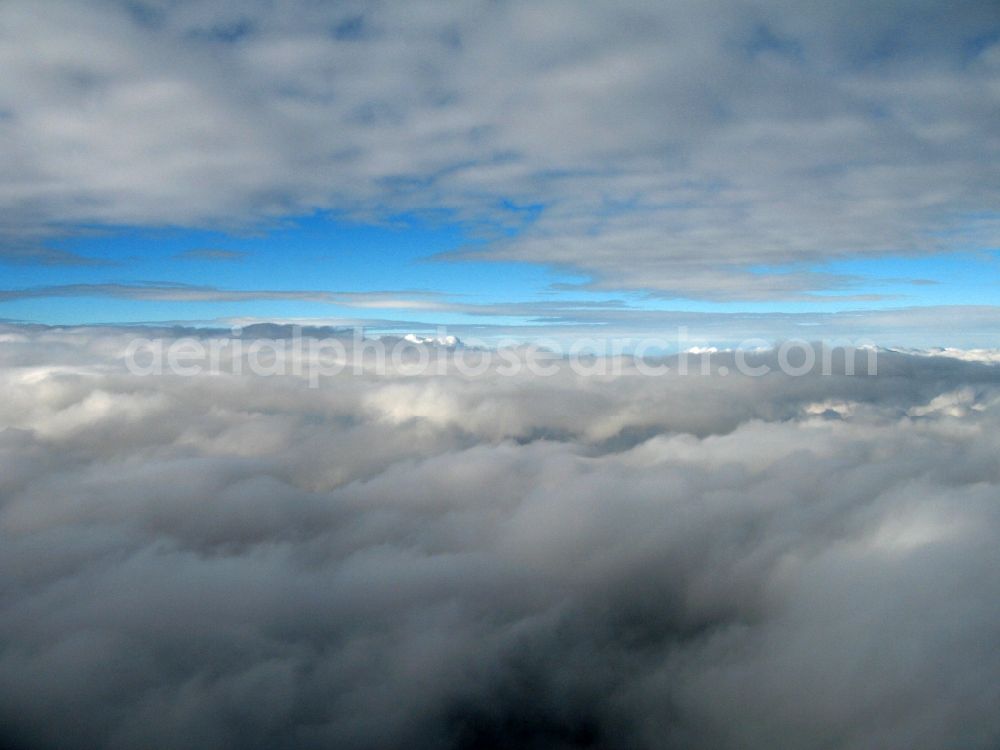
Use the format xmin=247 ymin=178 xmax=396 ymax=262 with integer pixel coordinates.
xmin=3 ymin=213 xmax=997 ymax=332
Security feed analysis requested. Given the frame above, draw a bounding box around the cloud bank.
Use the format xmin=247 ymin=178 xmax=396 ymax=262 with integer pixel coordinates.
xmin=1 ymin=325 xmax=999 ymax=749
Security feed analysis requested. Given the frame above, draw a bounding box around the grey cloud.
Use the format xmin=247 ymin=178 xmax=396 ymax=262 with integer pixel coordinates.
xmin=0 ymin=282 xmax=322 ymax=303
xmin=0 ymin=1 xmax=997 ymax=297
xmin=0 ymin=325 xmax=999 ymax=748
xmin=174 ymin=248 xmax=250 ymax=262
xmin=0 ymin=282 xmax=449 ymax=309
xmin=0 ymin=240 xmax=112 ymax=267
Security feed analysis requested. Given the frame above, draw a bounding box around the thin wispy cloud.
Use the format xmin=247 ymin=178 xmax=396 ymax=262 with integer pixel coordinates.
xmin=2 ymin=281 xmax=998 ymax=348
xmin=0 ymin=241 xmax=113 ymax=267
xmin=174 ymin=248 xmax=250 ymax=262
xmin=0 ymin=282 xmax=450 ymax=310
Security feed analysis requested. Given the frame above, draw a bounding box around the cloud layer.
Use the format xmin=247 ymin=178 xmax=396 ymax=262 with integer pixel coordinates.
xmin=1 ymin=325 xmax=999 ymax=748
xmin=1 ymin=1 xmax=998 ymax=296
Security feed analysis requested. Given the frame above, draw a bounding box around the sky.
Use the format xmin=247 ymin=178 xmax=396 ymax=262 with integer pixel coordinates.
xmin=3 ymin=6 xmax=1000 ymax=747
xmin=1 ymin=0 xmax=999 ymax=343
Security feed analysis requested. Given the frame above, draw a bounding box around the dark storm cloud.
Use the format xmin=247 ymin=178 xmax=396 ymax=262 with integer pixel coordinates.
xmin=0 ymin=0 xmax=998 ymax=297
xmin=0 ymin=325 xmax=999 ymax=749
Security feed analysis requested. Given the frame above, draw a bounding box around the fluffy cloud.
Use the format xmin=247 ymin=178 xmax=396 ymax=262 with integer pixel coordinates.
xmin=1 ymin=325 xmax=999 ymax=748
xmin=1 ymin=1 xmax=998 ymax=296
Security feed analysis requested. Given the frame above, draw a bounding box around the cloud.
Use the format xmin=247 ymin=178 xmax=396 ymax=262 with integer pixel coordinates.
xmin=0 ymin=239 xmax=113 ymax=267
xmin=896 ymin=346 xmax=1000 ymax=364
xmin=0 ymin=1 xmax=997 ymax=297
xmin=0 ymin=282 xmax=450 ymax=310
xmin=227 ymin=302 xmax=1000 ymax=350
xmin=0 ymin=324 xmax=998 ymax=748
xmin=3 ymin=279 xmax=999 ymax=348
xmin=174 ymin=248 xmax=250 ymax=262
